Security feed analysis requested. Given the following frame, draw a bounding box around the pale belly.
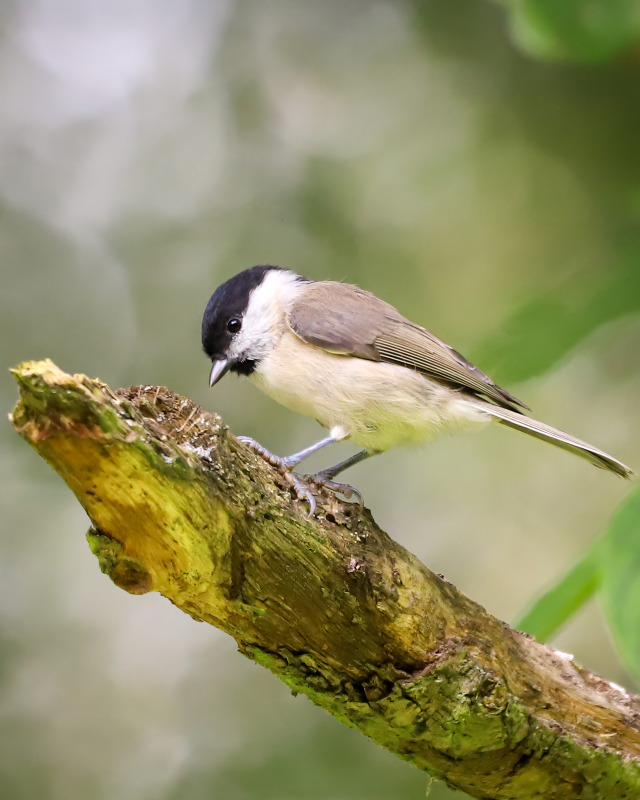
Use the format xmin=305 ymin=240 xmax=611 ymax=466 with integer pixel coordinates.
xmin=250 ymin=336 xmax=492 ymax=452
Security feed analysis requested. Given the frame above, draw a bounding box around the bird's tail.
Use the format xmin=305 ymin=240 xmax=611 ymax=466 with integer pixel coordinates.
xmin=474 ymin=400 xmax=633 ymax=479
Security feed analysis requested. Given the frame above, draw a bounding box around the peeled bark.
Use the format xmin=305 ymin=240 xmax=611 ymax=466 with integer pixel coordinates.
xmin=9 ymin=359 xmax=640 ymax=799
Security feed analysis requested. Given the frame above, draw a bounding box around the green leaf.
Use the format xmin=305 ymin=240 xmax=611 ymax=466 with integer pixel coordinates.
xmin=472 ymin=244 xmax=640 ymax=385
xmin=506 ymin=0 xmax=640 ymax=62
xmin=515 ymin=540 xmax=602 ymax=640
xmin=601 ymin=487 xmax=640 ymax=684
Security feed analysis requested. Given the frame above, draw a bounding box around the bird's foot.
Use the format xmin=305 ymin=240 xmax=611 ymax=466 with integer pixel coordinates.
xmin=305 ymin=472 xmax=364 ymax=511
xmin=236 ymin=436 xmax=300 ymax=468
xmin=236 ymin=437 xmax=364 ymax=517
xmin=237 ymin=436 xmax=317 ymax=516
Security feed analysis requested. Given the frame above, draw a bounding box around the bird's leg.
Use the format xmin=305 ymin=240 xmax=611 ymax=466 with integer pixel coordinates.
xmin=305 ymin=449 xmax=378 ymax=510
xmin=236 ymin=434 xmax=337 ymax=468
xmin=311 ymin=448 xmax=376 ymax=481
xmin=236 ymin=434 xmax=339 ymax=517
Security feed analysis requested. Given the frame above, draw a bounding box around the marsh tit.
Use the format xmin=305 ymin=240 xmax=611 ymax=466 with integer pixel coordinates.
xmin=202 ymin=265 xmax=632 ymax=514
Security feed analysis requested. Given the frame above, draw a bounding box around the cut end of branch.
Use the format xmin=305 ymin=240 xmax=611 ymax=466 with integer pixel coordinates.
xmin=10 ymin=358 xmax=126 ymax=443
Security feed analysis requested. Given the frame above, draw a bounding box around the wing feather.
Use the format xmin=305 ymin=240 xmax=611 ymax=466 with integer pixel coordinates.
xmin=287 ymin=281 xmax=527 ymax=412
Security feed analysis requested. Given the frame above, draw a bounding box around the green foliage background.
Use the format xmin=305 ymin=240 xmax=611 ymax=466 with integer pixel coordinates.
xmin=0 ymin=2 xmax=638 ymax=799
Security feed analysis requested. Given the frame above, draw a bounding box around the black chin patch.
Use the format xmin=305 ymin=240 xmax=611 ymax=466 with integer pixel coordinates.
xmin=230 ymin=359 xmax=257 ymax=376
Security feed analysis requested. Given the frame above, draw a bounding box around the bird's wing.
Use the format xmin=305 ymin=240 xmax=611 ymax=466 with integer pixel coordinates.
xmin=287 ymin=281 xmax=527 ymax=412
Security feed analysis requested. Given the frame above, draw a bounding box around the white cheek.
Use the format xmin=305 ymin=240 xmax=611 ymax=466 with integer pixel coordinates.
xmin=230 ymin=270 xmax=302 ymax=362
xmin=229 ymin=328 xmax=259 ymax=361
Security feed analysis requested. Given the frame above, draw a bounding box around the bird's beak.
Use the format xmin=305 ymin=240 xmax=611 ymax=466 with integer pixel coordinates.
xmin=209 ymin=358 xmax=230 ymax=387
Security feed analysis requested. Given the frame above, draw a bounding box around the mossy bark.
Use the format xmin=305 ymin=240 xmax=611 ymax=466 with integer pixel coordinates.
xmin=9 ymin=359 xmax=640 ymax=799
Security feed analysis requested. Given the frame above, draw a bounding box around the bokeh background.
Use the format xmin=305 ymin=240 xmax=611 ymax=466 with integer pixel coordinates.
xmin=2 ymin=2 xmax=639 ymax=798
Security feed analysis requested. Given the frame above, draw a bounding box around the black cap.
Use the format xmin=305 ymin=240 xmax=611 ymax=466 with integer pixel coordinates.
xmin=201 ymin=265 xmax=284 ymax=361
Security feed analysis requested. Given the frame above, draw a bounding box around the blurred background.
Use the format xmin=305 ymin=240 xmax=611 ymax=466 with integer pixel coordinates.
xmin=1 ymin=1 xmax=639 ymax=798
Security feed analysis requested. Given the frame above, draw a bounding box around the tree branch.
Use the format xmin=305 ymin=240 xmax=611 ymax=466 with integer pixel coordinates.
xmin=9 ymin=359 xmax=640 ymax=799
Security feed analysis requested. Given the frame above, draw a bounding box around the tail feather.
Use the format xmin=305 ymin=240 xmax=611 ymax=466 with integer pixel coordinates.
xmin=475 ymin=400 xmax=634 ymax=479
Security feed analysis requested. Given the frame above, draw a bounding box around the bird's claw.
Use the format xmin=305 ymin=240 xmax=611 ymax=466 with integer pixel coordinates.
xmin=306 ymin=475 xmax=364 ymax=511
xmin=236 ymin=436 xmax=317 ymax=516
xmin=236 ymin=436 xmax=363 ymax=517
xmin=283 ymin=472 xmax=317 ymax=518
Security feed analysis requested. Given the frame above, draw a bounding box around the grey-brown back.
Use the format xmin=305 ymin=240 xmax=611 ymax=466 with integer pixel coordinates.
xmin=287 ymin=280 xmax=526 ymax=412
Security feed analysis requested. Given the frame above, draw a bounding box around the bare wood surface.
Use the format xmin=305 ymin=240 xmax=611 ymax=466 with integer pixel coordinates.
xmin=9 ymin=359 xmax=640 ymax=799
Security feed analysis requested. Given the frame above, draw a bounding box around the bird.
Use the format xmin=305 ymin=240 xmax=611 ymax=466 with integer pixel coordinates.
xmin=201 ymin=264 xmax=633 ymax=515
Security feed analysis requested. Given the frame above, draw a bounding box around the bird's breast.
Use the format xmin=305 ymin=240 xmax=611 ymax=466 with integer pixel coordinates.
xmin=250 ymin=333 xmax=491 ymax=451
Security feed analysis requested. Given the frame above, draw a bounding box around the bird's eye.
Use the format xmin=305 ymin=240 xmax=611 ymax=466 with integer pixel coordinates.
xmin=227 ymin=317 xmax=242 ymax=334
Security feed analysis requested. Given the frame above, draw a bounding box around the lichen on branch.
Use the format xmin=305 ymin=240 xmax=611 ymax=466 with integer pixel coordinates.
xmin=9 ymin=359 xmax=640 ymax=800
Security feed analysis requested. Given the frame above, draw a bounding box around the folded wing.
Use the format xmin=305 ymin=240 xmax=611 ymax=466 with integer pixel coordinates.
xmin=287 ymin=281 xmax=526 ymax=412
